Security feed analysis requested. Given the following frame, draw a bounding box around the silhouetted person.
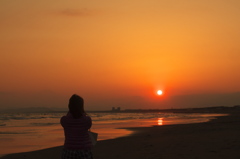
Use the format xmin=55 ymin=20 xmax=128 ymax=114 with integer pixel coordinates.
xmin=61 ymin=94 xmax=93 ymax=159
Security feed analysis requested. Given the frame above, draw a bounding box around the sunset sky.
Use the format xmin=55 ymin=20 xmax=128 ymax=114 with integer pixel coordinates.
xmin=1 ymin=0 xmax=240 ymax=110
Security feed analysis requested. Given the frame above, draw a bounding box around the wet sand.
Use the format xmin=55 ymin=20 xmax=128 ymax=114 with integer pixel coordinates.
xmin=1 ymin=111 xmax=240 ymax=159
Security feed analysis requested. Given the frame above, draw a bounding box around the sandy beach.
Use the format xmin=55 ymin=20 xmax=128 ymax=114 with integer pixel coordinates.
xmin=1 ymin=110 xmax=240 ymax=159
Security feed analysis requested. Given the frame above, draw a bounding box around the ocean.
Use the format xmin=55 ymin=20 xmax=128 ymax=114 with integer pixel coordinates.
xmin=0 ymin=111 xmax=223 ymax=156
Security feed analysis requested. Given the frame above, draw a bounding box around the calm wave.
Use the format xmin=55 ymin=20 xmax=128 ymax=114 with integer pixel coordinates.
xmin=0 ymin=112 xmax=224 ymax=155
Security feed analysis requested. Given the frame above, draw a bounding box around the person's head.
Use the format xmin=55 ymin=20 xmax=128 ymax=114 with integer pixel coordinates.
xmin=68 ymin=94 xmax=85 ymax=118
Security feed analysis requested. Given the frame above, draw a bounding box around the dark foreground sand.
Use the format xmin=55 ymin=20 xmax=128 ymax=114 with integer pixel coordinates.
xmin=1 ymin=111 xmax=240 ymax=159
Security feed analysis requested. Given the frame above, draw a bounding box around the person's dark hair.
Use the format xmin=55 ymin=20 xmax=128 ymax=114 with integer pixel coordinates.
xmin=68 ymin=94 xmax=86 ymax=119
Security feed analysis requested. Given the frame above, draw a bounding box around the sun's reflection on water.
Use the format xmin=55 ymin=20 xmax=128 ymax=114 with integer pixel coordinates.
xmin=158 ymin=118 xmax=163 ymax=125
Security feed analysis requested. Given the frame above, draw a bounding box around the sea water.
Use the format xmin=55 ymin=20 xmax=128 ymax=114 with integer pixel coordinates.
xmin=0 ymin=112 xmax=223 ymax=156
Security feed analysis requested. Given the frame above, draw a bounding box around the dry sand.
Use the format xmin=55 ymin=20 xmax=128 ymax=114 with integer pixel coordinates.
xmin=1 ymin=111 xmax=240 ymax=159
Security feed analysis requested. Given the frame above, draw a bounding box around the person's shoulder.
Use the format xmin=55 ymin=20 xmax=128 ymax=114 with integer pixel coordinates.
xmin=60 ymin=114 xmax=70 ymax=122
xmin=61 ymin=112 xmax=72 ymax=119
xmin=83 ymin=114 xmax=92 ymax=120
xmin=61 ymin=115 xmax=67 ymax=119
xmin=60 ymin=115 xmax=67 ymax=122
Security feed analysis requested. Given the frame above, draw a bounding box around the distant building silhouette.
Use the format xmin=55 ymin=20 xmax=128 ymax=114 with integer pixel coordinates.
xmin=112 ymin=107 xmax=121 ymax=112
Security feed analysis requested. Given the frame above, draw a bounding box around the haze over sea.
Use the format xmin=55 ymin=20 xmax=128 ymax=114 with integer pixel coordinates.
xmin=0 ymin=111 xmax=224 ymax=156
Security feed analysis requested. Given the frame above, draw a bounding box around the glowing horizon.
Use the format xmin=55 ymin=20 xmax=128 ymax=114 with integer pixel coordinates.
xmin=1 ymin=0 xmax=240 ymax=110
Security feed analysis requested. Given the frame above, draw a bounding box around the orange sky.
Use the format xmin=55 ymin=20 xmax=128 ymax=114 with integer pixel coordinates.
xmin=1 ymin=0 xmax=240 ymax=110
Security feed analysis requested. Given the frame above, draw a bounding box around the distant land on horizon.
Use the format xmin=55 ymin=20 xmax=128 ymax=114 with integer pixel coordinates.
xmin=0 ymin=107 xmax=68 ymax=113
xmin=1 ymin=105 xmax=240 ymax=113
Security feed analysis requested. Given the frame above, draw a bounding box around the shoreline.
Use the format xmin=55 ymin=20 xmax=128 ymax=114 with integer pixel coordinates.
xmin=0 ymin=112 xmax=222 ymax=156
xmin=1 ymin=111 xmax=240 ymax=159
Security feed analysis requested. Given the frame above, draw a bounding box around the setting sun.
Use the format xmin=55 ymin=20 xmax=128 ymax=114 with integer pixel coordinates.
xmin=157 ymin=90 xmax=163 ymax=95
